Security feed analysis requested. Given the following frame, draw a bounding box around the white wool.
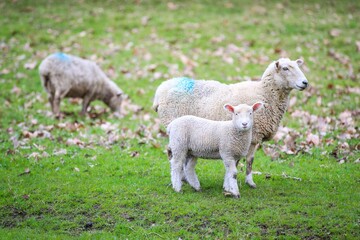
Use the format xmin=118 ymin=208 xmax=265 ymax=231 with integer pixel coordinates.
xmin=167 ymin=103 xmax=262 ymax=198
xmin=153 ymin=58 xmax=308 ymax=188
xmin=39 ymin=53 xmax=123 ymax=116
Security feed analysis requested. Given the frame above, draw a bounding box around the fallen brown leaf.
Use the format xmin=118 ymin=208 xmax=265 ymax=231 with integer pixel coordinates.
xmin=329 ymin=28 xmax=341 ymax=37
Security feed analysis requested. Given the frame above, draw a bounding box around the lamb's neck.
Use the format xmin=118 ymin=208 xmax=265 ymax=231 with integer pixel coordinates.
xmin=230 ymin=126 xmax=252 ymax=142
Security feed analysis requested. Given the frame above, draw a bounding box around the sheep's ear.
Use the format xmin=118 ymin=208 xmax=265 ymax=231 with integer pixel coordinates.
xmin=275 ymin=61 xmax=280 ymax=71
xmin=224 ymin=104 xmax=234 ymax=113
xmin=252 ymin=102 xmax=263 ymax=112
xmin=296 ymin=59 xmax=304 ymax=67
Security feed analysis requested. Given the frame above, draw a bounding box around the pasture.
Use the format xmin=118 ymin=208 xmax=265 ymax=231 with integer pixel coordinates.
xmin=0 ymin=0 xmax=359 ymax=239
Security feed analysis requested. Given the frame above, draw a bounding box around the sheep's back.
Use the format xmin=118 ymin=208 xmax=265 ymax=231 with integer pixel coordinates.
xmin=39 ymin=53 xmax=104 ymax=94
xmin=157 ymin=77 xmax=263 ymax=125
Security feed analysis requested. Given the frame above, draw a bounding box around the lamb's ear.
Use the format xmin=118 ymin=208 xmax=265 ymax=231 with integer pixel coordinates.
xmin=252 ymin=102 xmax=263 ymax=112
xmin=224 ymin=104 xmax=234 ymax=113
xmin=296 ymin=59 xmax=304 ymax=67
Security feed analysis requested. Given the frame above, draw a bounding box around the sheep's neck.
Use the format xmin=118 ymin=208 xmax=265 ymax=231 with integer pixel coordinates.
xmin=261 ymin=72 xmax=291 ymax=111
xmin=99 ymin=83 xmax=112 ymax=106
xmin=257 ymin=70 xmax=292 ymax=141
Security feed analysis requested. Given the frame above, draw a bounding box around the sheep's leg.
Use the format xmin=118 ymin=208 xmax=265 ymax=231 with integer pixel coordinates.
xmin=53 ymin=90 xmax=62 ymax=118
xmin=48 ymin=94 xmax=55 ymax=113
xmin=170 ymin=151 xmax=187 ymax=192
xmin=184 ymin=157 xmax=200 ymax=191
xmin=245 ymin=143 xmax=257 ymax=188
xmin=81 ymin=94 xmax=92 ymax=115
xmin=223 ymin=158 xmax=240 ymax=198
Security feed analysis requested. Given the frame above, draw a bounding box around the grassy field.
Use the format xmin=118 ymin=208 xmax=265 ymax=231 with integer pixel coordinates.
xmin=1 ymin=0 xmax=359 ymax=239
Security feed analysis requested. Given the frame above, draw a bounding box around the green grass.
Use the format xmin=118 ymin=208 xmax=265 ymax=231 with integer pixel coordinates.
xmin=0 ymin=0 xmax=359 ymax=239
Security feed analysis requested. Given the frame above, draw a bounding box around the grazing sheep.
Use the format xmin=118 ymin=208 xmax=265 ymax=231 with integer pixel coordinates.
xmin=153 ymin=58 xmax=309 ymax=188
xmin=167 ymin=102 xmax=263 ymax=198
xmin=39 ymin=53 xmax=123 ymax=117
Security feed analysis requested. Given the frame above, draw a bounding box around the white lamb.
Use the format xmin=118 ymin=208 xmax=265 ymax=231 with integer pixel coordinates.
xmin=167 ymin=102 xmax=263 ymax=198
xmin=153 ymin=58 xmax=309 ymax=188
xmin=39 ymin=53 xmax=123 ymax=117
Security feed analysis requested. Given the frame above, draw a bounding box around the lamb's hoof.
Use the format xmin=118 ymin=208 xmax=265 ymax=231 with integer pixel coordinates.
xmin=223 ymin=191 xmax=240 ymax=199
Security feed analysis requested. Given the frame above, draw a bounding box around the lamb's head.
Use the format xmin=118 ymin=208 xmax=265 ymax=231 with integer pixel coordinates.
xmin=273 ymin=58 xmax=308 ymax=91
xmin=224 ymin=102 xmax=263 ymax=132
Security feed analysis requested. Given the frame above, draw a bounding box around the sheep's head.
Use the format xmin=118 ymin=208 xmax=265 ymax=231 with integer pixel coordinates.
xmin=273 ymin=58 xmax=308 ymax=91
xmin=108 ymin=91 xmax=123 ymax=113
xmin=224 ymin=102 xmax=263 ymax=132
xmin=106 ymin=81 xmax=123 ymax=113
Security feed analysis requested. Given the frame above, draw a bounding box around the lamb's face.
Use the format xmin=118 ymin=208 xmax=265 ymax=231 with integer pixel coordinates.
xmin=274 ymin=58 xmax=308 ymax=91
xmin=233 ymin=105 xmax=254 ymax=131
xmin=224 ymin=102 xmax=263 ymax=132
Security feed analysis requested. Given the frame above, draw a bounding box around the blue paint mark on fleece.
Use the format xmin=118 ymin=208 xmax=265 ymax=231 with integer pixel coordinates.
xmin=53 ymin=52 xmax=70 ymax=61
xmin=176 ymin=77 xmax=195 ymax=93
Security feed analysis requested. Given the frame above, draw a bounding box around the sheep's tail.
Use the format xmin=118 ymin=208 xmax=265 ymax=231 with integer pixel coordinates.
xmin=40 ymin=72 xmax=51 ymax=92
xmin=39 ymin=60 xmax=52 ymax=91
xmin=152 ymin=90 xmax=160 ymax=112
xmin=167 ymin=146 xmax=172 ymax=160
xmin=166 ymin=123 xmax=173 ymax=160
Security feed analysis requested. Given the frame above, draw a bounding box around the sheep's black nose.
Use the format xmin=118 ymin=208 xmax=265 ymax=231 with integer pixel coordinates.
xmin=302 ymin=80 xmax=308 ymax=86
xmin=242 ymin=123 xmax=248 ymax=127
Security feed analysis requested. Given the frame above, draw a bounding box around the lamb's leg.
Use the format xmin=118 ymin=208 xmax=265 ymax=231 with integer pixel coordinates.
xmin=184 ymin=157 xmax=200 ymax=191
xmin=169 ymin=146 xmax=186 ymax=183
xmin=223 ymin=158 xmax=240 ymax=198
xmin=245 ymin=143 xmax=257 ymax=188
xmin=81 ymin=95 xmax=92 ymax=115
xmin=170 ymin=151 xmax=187 ymax=192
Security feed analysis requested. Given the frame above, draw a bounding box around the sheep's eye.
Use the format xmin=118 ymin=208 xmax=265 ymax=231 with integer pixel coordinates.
xmin=282 ymin=67 xmax=289 ymax=71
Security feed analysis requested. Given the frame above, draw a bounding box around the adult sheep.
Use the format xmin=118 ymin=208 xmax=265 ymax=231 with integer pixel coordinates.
xmin=153 ymin=58 xmax=309 ymax=188
xmin=39 ymin=53 xmax=123 ymax=117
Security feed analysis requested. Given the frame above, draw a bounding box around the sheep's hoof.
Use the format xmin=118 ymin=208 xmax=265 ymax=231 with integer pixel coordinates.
xmin=245 ymin=180 xmax=257 ymax=188
xmin=113 ymin=112 xmax=122 ymax=118
xmin=55 ymin=113 xmax=64 ymax=120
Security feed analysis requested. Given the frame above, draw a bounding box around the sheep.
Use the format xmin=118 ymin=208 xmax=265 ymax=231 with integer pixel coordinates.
xmin=153 ymin=58 xmax=309 ymax=188
xmin=167 ymin=102 xmax=263 ymax=198
xmin=39 ymin=53 xmax=123 ymax=117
